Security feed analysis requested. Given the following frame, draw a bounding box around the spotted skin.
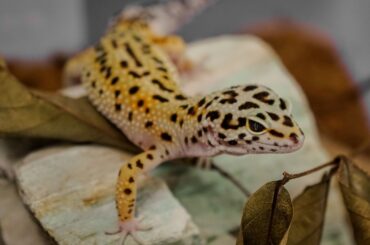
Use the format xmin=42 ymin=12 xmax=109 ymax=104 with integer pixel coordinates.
xmin=77 ymin=20 xmax=305 ymax=236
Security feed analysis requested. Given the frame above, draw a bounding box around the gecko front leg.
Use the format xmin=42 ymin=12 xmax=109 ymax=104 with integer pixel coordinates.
xmin=106 ymin=148 xmax=165 ymax=243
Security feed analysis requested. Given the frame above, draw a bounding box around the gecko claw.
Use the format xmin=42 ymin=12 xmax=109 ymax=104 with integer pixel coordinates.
xmin=195 ymin=157 xmax=212 ymax=170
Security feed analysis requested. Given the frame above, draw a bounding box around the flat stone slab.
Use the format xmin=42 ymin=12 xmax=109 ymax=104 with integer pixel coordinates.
xmin=15 ymin=145 xmax=201 ymax=245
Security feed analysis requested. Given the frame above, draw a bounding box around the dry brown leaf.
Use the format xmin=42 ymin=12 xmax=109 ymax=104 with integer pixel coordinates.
xmin=287 ymin=173 xmax=332 ymax=245
xmin=0 ymin=60 xmax=139 ymax=153
xmin=237 ymin=181 xmax=293 ymax=245
xmin=337 ymin=156 xmax=370 ymax=244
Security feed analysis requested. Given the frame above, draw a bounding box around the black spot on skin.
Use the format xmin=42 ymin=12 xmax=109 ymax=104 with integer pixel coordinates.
xmin=125 ymin=42 xmax=142 ymax=67
xmin=175 ymin=94 xmax=187 ymax=100
xmin=165 ymin=149 xmax=170 ymax=155
xmin=222 ymin=90 xmax=238 ymax=97
xmin=149 ymin=145 xmax=156 ymax=150
xmin=124 ymin=188 xmax=132 ymax=195
xmin=127 ymin=163 xmax=132 ymax=169
xmin=252 ymin=136 xmax=259 ymax=141
xmin=270 ymin=130 xmax=284 ymax=138
xmin=120 ymin=60 xmax=128 ymax=68
xmin=259 ymin=146 xmax=264 ymax=150
xmin=191 ymin=136 xmax=198 ymax=143
xmin=245 ymin=140 xmax=252 ymax=144
xmin=133 ymin=35 xmax=142 ymax=42
xmin=221 ymin=113 xmax=243 ymax=130
xmin=238 ymin=133 xmax=246 ymax=139
xmin=114 ymin=90 xmax=121 ymax=98
xmin=239 ymin=101 xmax=259 ymax=110
xmin=290 ymin=133 xmax=299 ymax=144
xmin=208 ymin=140 xmax=214 ymax=147
xmin=279 ymin=98 xmax=287 ymax=110
xmin=99 ymin=89 xmax=103 ymax=95
xmin=197 ymin=114 xmax=203 ymax=122
xmin=256 ymin=113 xmax=266 ymax=120
xmin=145 ymin=108 xmax=150 ymax=114
xmin=283 ymin=116 xmax=294 ymax=127
xmin=91 ymin=81 xmax=96 ymax=88
xmin=128 ymin=177 xmax=134 ymax=183
xmin=147 ymin=154 xmax=153 ymax=160
xmin=206 ymin=111 xmax=220 ymax=121
xmin=203 ymin=127 xmax=208 ymax=133
xmin=219 ymin=98 xmax=237 ymax=104
xmin=145 ymin=121 xmax=153 ymax=128
xmin=228 ymin=140 xmax=238 ymax=145
xmin=161 ymin=132 xmax=172 ymax=141
xmin=204 ymin=101 xmax=213 ymax=109
xmin=197 ymin=130 xmax=203 ymax=137
xmin=128 ymin=209 xmax=133 ymax=214
xmin=238 ymin=117 xmax=247 ymax=127
xmin=115 ymin=104 xmax=121 ymax=111
xmin=162 ymin=75 xmax=169 ymax=80
xmin=218 ymin=133 xmax=226 ymax=139
xmin=187 ymin=106 xmax=196 ymax=115
xmin=157 ymin=67 xmax=168 ymax=73
xmin=197 ymin=98 xmax=206 ymax=107
xmin=170 ymin=113 xmax=177 ymax=123
xmin=253 ymin=91 xmax=274 ymax=105
xmin=152 ymin=56 xmax=164 ymax=65
xmin=142 ymin=71 xmax=151 ymax=76
xmin=153 ymin=95 xmax=169 ymax=103
xmin=179 ymin=119 xmax=184 ymax=127
xmin=136 ymin=160 xmax=144 ymax=169
xmin=128 ymin=111 xmax=133 ymax=121
xmin=137 ymin=100 xmax=144 ymax=107
xmin=271 ymin=149 xmax=277 ymax=152
xmin=105 ymin=67 xmax=112 ymax=79
xmin=111 ymin=39 xmax=118 ymax=49
xmin=129 ymin=71 xmax=141 ymax=78
xmin=142 ymin=44 xmax=151 ymax=54
xmin=152 ymin=79 xmax=174 ymax=93
xmin=129 ymin=86 xmax=139 ymax=94
xmin=267 ymin=112 xmax=279 ymax=121
xmin=243 ymin=85 xmax=258 ymax=91
xmin=180 ymin=104 xmax=188 ymax=110
xmin=184 ymin=137 xmax=188 ymax=145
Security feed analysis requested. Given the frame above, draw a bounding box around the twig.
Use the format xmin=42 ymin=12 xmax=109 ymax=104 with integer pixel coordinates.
xmin=280 ymin=156 xmax=341 ymax=185
xmin=210 ymin=161 xmax=251 ymax=197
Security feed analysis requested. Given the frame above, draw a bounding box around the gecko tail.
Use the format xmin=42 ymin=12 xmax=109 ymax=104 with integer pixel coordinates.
xmin=109 ymin=0 xmax=218 ymax=35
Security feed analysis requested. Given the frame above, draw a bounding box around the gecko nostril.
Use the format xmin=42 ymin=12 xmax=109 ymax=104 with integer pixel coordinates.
xmin=289 ymin=133 xmax=299 ymax=144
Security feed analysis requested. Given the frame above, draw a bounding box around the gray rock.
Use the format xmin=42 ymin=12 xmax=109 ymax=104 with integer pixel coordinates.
xmin=15 ymin=145 xmax=201 ymax=245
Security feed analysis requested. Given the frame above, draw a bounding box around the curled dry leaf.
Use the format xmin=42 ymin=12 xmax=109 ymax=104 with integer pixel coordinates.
xmin=337 ymin=156 xmax=370 ymax=244
xmin=287 ymin=173 xmax=332 ymax=245
xmin=237 ymin=181 xmax=293 ymax=245
xmin=0 ymin=60 xmax=139 ymax=153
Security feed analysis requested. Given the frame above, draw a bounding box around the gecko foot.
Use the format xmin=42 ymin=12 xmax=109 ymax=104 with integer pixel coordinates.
xmin=106 ymin=219 xmax=152 ymax=245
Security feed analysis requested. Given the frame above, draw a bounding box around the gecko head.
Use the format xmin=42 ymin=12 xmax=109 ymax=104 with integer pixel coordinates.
xmin=202 ymin=84 xmax=305 ymax=155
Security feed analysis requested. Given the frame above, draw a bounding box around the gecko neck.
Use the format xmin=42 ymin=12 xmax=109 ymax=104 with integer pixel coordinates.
xmin=173 ymin=95 xmax=222 ymax=158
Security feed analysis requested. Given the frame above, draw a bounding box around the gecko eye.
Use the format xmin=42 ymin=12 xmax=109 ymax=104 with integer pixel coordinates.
xmin=248 ymin=119 xmax=266 ymax=134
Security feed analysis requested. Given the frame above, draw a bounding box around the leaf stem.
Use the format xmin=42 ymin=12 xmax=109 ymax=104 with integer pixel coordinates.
xmin=280 ymin=156 xmax=341 ymax=185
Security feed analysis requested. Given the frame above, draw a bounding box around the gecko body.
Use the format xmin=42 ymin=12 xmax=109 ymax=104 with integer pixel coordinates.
xmin=78 ymin=19 xmax=304 ymax=239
